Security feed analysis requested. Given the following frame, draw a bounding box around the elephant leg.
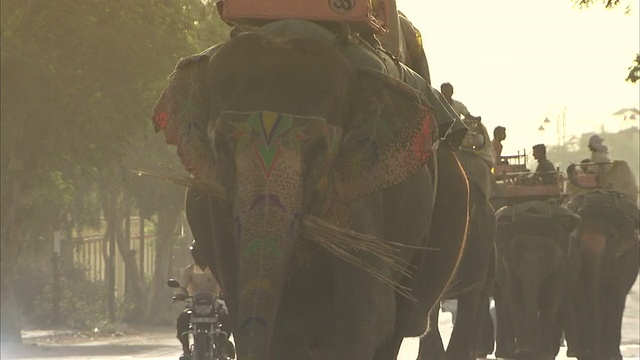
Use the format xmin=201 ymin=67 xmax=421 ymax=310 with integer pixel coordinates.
xmin=329 ymin=242 xmax=400 ymax=360
xmin=538 ymin=275 xmax=563 ymax=359
xmin=328 ymin=258 xmax=397 ymax=359
xmin=445 ymin=290 xmax=483 ymax=360
xmin=562 ymin=296 xmax=579 ymax=358
xmin=601 ymin=289 xmax=625 ymax=360
xmin=494 ymin=283 xmax=516 ymax=359
xmin=505 ymin=274 xmax=531 ymax=357
xmin=417 ymin=305 xmax=445 ymax=360
xmin=372 ymin=332 xmax=405 ymax=360
xmin=318 ymin=193 xmax=396 ymax=359
xmin=446 ymin=193 xmax=494 ymax=360
xmin=475 ymin=297 xmax=495 ymax=358
xmin=602 ymin=245 xmax=639 ymax=359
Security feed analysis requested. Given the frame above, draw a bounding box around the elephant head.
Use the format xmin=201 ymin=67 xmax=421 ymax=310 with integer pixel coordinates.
xmin=566 ymin=191 xmax=639 ymax=359
xmin=154 ymin=32 xmax=438 ymax=359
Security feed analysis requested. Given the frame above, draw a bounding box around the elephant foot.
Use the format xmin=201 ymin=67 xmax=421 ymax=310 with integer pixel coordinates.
xmin=513 ymin=348 xmax=535 ymax=360
xmin=495 ymin=347 xmax=516 ymax=359
xmin=574 ymin=349 xmax=622 ymax=360
xmin=444 ymin=349 xmax=476 ymax=360
xmin=603 ymin=354 xmax=623 ymax=360
xmin=417 ymin=333 xmax=445 ymax=360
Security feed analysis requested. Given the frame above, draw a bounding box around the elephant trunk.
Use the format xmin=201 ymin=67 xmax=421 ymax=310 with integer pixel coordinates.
xmin=509 ymin=234 xmax=562 ymax=282
xmin=509 ymin=234 xmax=562 ymax=354
xmin=577 ymin=225 xmax=606 ymax=357
xmin=232 ymin=152 xmax=304 ymax=360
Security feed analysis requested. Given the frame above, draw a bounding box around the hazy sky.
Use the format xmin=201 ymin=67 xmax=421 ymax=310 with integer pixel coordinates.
xmin=396 ymin=0 xmax=639 ymax=155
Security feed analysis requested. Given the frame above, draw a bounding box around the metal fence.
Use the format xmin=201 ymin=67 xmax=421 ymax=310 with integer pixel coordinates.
xmin=71 ymin=218 xmax=157 ymax=298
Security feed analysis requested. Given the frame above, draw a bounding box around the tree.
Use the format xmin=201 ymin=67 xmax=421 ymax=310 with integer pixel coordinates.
xmin=573 ymin=0 xmax=638 ymax=83
xmin=1 ymin=0 xmax=206 ymax=341
xmin=626 ymin=54 xmax=640 ymax=83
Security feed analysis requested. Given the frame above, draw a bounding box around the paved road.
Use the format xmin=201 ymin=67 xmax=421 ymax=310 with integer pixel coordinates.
xmin=3 ymin=277 xmax=638 ymax=360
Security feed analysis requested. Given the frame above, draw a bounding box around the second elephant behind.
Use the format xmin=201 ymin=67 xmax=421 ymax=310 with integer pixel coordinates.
xmin=495 ymin=201 xmax=581 ymax=360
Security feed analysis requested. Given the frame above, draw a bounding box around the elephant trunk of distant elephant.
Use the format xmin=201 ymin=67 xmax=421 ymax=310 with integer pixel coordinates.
xmin=509 ymin=234 xmax=563 ymax=353
xmin=510 ymin=234 xmax=563 ymax=281
xmin=576 ymin=221 xmax=610 ymax=357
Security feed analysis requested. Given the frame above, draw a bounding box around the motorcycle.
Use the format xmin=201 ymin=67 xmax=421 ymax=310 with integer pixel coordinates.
xmin=167 ymin=279 xmax=235 ymax=360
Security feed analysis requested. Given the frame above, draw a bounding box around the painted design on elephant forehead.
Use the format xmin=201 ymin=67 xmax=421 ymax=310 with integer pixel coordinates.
xmin=254 ymin=142 xmax=282 ymax=179
xmin=222 ymin=110 xmax=337 ymax=145
xmin=239 ymin=316 xmax=268 ymax=331
xmin=290 ymin=212 xmax=301 ymax=235
xmin=241 ymin=239 xmax=285 ymax=260
xmin=240 ymin=278 xmax=275 ymax=297
xmin=245 ymin=193 xmax=287 ymax=214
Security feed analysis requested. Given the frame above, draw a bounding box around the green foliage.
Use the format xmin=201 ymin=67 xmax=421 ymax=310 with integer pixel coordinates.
xmin=1 ymin=0 xmax=229 ymax=271
xmin=627 ymin=54 xmax=640 ymax=83
xmin=572 ymin=0 xmax=636 ymax=81
xmin=1 ymin=0 xmax=233 ymax=333
xmin=574 ymin=0 xmax=621 ymax=8
xmin=32 ymin=274 xmax=109 ymax=330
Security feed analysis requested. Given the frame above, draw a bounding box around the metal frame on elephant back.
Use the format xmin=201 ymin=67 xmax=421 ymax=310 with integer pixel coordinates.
xmin=493 ymin=150 xmax=568 ymax=206
xmin=217 ymin=0 xmax=394 ymax=34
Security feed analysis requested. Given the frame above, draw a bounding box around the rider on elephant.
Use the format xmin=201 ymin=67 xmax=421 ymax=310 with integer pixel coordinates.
xmin=532 ymin=144 xmax=557 ymax=185
xmin=440 ymin=82 xmax=480 ymax=121
xmin=588 ymin=134 xmax=610 ymax=164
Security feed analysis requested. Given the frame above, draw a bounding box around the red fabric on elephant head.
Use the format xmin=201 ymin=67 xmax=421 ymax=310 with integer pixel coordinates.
xmin=151 ymin=54 xmax=216 ymax=182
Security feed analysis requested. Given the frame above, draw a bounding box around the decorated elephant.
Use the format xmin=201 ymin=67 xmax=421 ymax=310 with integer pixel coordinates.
xmin=566 ymin=190 xmax=639 ymax=360
xmin=152 ymin=22 xmax=470 ymax=359
xmin=494 ymin=200 xmax=581 ymax=360
xmin=417 ymin=122 xmax=497 ymax=360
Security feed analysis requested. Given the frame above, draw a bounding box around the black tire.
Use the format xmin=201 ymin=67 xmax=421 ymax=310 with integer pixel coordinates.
xmin=193 ymin=332 xmax=210 ymax=360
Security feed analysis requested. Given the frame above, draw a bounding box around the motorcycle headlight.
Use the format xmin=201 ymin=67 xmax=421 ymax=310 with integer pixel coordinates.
xmin=194 ymin=304 xmax=213 ymax=315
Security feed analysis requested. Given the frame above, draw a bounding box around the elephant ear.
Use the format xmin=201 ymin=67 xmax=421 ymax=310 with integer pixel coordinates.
xmin=333 ymin=69 xmax=438 ymax=202
xmin=151 ymin=53 xmax=215 ymax=182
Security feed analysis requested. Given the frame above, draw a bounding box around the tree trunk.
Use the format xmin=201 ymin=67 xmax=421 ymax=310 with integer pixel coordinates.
xmin=145 ymin=206 xmax=180 ymax=324
xmin=139 ymin=214 xmax=145 ymax=283
xmin=1 ymin=221 xmax=24 ymax=344
xmin=107 ymin=189 xmax=117 ymax=323
xmin=114 ymin=193 xmax=146 ymax=322
xmin=1 ymin=169 xmax=31 ymax=344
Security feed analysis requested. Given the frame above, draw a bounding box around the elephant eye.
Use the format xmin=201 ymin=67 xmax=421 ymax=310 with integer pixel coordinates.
xmin=213 ymin=130 xmax=235 ymax=156
xmin=302 ymin=136 xmax=329 ymax=173
xmin=212 ymin=131 xmax=237 ymax=186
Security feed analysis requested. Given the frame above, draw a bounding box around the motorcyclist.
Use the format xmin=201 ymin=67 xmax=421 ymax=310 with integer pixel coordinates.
xmin=175 ymin=240 xmax=222 ymax=360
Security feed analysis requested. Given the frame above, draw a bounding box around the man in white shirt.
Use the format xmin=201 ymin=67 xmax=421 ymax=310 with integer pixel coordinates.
xmin=588 ymin=134 xmax=610 ymax=163
xmin=175 ymin=241 xmax=222 ymax=360
xmin=440 ymin=82 xmax=478 ymax=120
xmin=587 ymin=134 xmax=612 ymax=177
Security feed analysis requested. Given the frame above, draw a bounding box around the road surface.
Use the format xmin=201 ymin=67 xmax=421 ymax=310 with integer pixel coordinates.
xmin=2 ymin=277 xmax=638 ymax=360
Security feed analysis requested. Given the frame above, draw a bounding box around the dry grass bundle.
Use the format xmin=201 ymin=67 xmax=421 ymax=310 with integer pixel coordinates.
xmin=136 ymin=170 xmax=425 ymax=301
xmin=302 ymin=216 xmax=418 ymax=301
xmin=135 ymin=170 xmax=226 ymax=198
